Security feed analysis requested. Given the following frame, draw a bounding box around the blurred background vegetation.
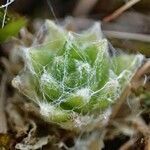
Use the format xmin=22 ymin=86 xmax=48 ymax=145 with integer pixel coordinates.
xmin=0 ymin=0 xmax=150 ymax=56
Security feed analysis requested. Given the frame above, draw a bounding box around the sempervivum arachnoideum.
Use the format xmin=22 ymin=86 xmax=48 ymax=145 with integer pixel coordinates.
xmin=12 ymin=20 xmax=143 ymax=130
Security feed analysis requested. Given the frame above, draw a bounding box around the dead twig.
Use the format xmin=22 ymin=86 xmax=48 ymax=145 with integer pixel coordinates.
xmin=103 ymin=31 xmax=150 ymax=43
xmin=73 ymin=0 xmax=98 ymax=16
xmin=110 ymin=61 xmax=150 ymax=120
xmin=103 ymin=0 xmax=141 ymax=22
xmin=0 ymin=74 xmax=8 ymax=133
xmin=145 ymin=136 xmax=150 ymax=150
xmin=119 ymin=138 xmax=137 ymax=150
xmin=126 ymin=117 xmax=150 ymax=136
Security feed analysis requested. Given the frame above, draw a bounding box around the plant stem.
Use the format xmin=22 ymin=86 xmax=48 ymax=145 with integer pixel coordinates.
xmin=103 ymin=0 xmax=141 ymax=22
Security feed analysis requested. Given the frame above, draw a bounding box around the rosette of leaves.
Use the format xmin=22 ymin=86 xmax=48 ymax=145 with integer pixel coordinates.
xmin=12 ymin=20 xmax=144 ymax=129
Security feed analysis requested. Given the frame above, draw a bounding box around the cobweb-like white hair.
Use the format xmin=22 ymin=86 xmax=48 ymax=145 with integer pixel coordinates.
xmin=12 ymin=19 xmax=144 ymax=131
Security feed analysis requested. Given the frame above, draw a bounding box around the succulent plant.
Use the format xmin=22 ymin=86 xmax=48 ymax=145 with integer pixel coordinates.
xmin=12 ymin=20 xmax=143 ymax=129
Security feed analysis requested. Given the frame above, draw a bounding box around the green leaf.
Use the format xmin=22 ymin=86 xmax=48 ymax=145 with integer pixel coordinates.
xmin=0 ymin=17 xmax=26 ymax=43
xmin=29 ymin=48 xmax=54 ymax=74
xmin=60 ymin=88 xmax=91 ymax=112
xmin=40 ymin=73 xmax=63 ymax=101
xmin=40 ymin=104 xmax=70 ymax=123
xmin=43 ymin=20 xmax=66 ymax=51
